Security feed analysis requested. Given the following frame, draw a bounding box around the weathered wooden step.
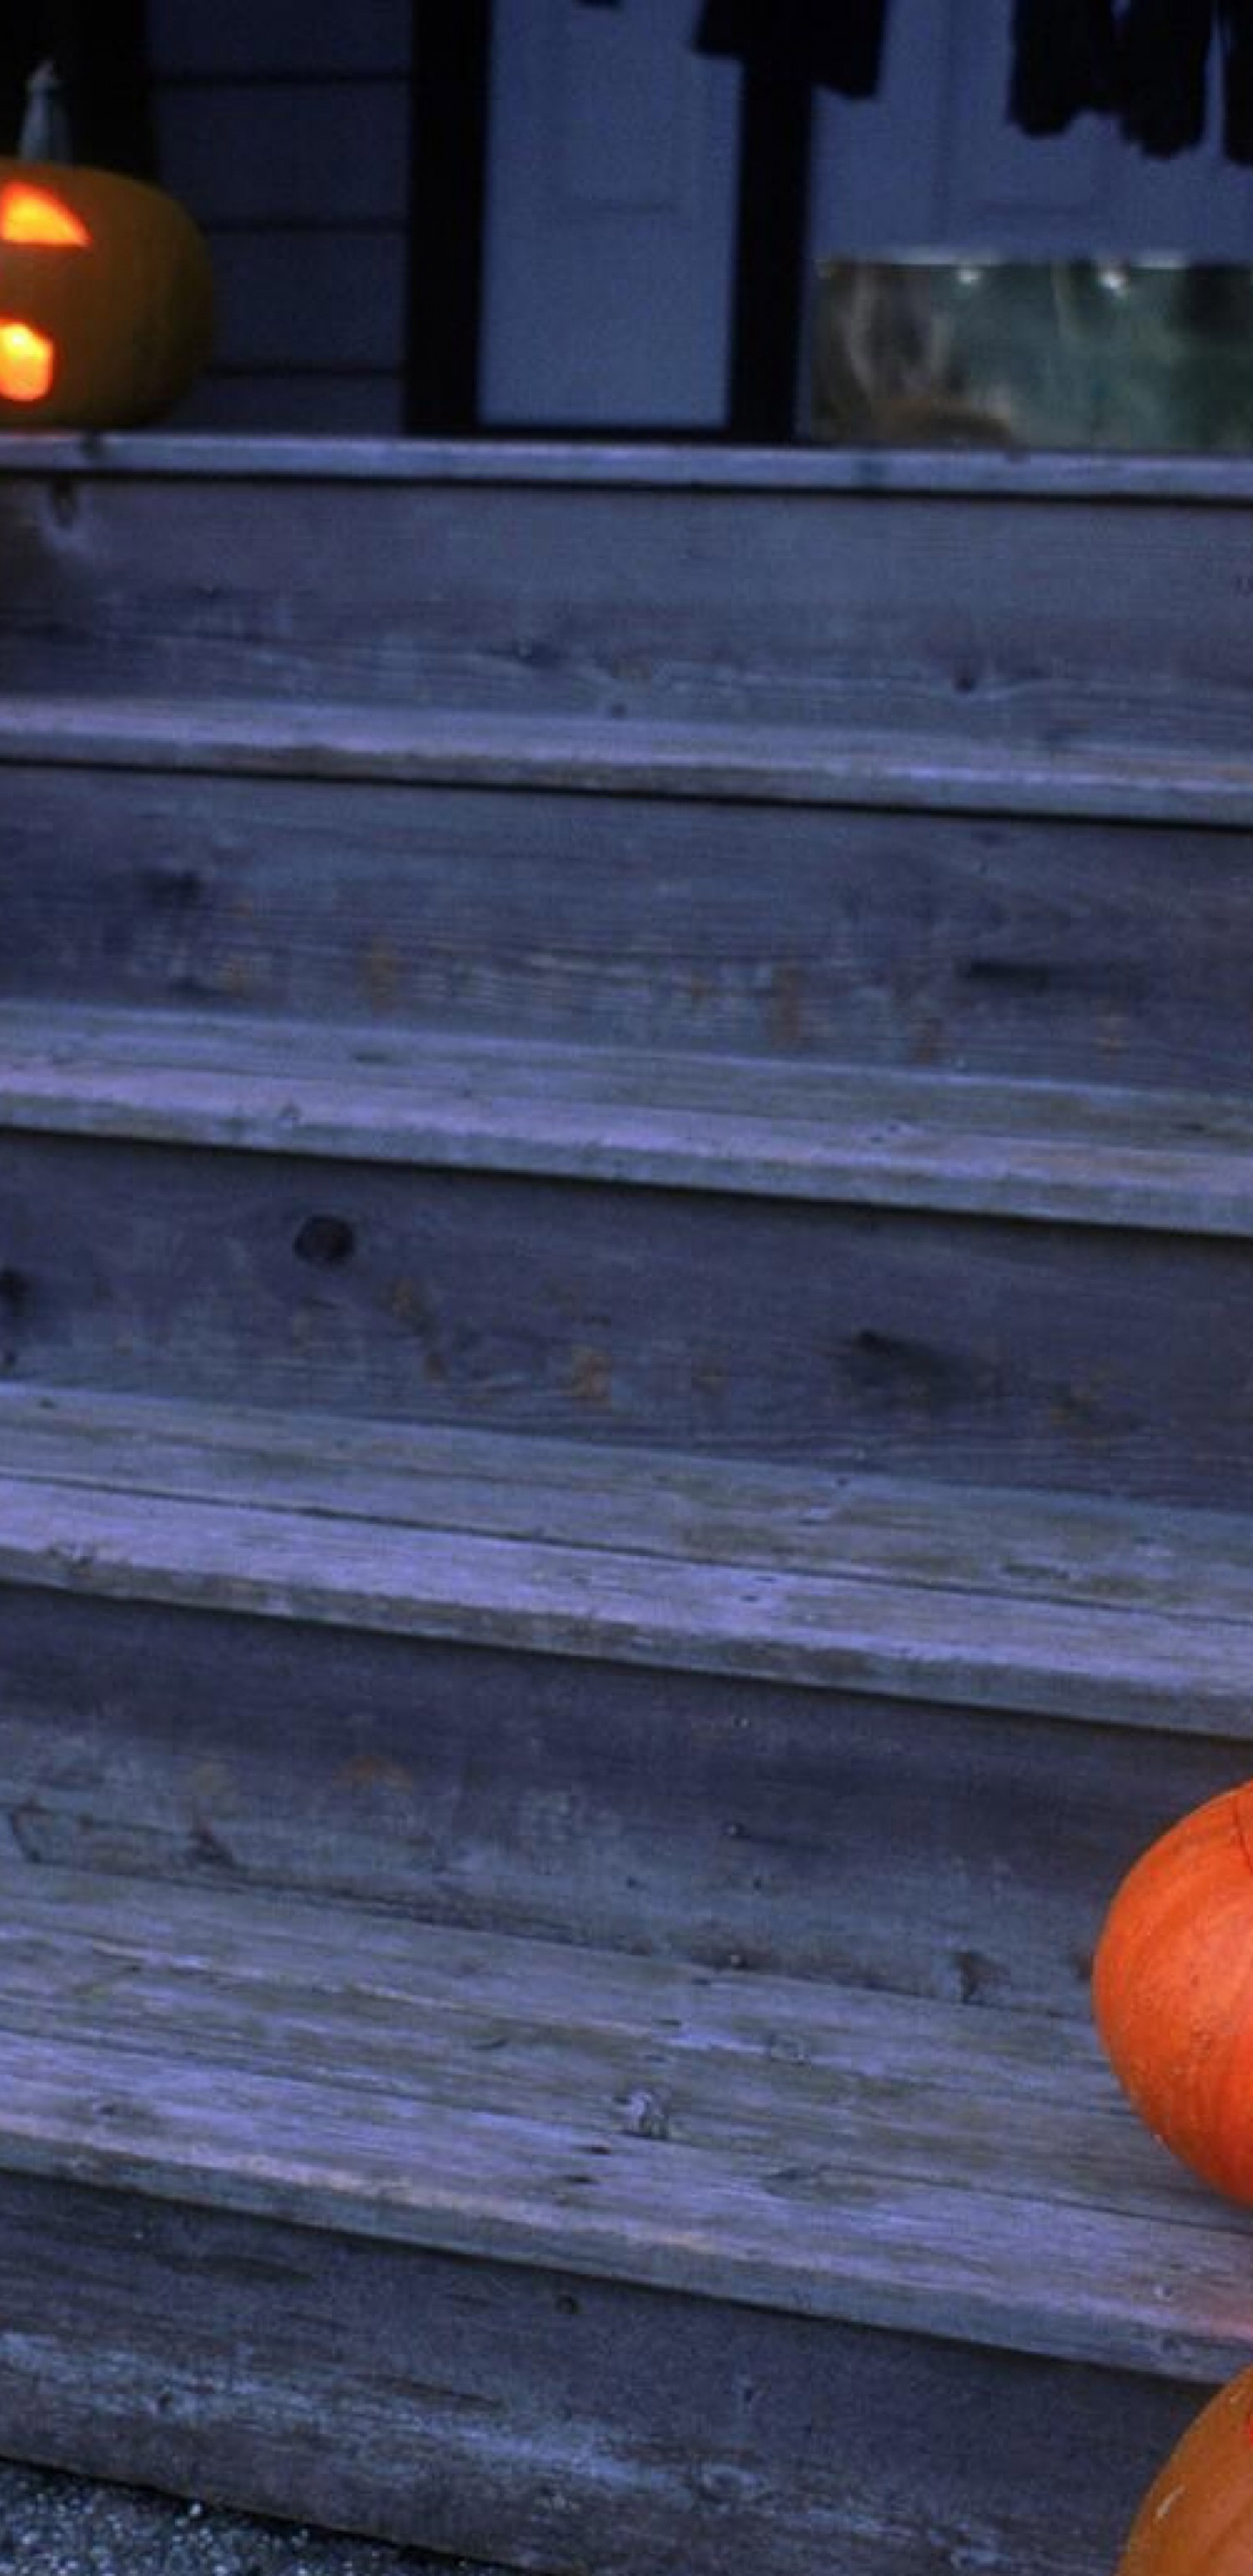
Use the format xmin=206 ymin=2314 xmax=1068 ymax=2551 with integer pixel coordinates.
xmin=7 ymin=1390 xmax=1250 ymax=2016
xmin=5 ymin=1381 xmax=1253 ymax=1737
xmin=0 ymin=1853 xmax=1236 ymax=2572
xmin=0 ymin=1856 xmax=1235 ymax=2371
xmin=9 ymin=737 xmax=1253 ymax=1089
xmin=4 ymin=437 xmax=1253 ymax=764
xmin=4 ymin=998 xmax=1253 ymax=1235
xmin=3 ymin=1023 xmax=1253 ymax=1503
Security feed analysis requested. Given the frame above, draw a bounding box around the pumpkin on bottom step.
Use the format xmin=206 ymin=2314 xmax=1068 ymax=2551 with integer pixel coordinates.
xmin=1092 ymin=1778 xmax=1253 ymax=2203
xmin=1116 ymin=2365 xmax=1253 ymax=2573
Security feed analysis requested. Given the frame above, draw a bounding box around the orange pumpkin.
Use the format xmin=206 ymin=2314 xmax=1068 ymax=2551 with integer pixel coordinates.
xmin=1092 ymin=1780 xmax=1253 ymax=2202
xmin=1116 ymin=2363 xmax=1253 ymax=2573
xmin=0 ymin=158 xmax=212 ymax=427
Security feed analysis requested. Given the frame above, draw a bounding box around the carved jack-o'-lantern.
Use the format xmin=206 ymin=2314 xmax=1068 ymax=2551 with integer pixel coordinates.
xmin=0 ymin=156 xmax=213 ymax=429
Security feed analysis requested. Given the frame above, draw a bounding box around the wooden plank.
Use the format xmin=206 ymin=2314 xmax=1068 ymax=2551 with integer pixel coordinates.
xmin=3 ymin=1119 xmax=1252 ymax=1506
xmin=3 ymin=1537 xmax=1238 ymax=2016
xmin=4 ymin=1001 xmax=1253 ymax=1235
xmin=4 ymin=434 xmax=1253 ymax=499
xmin=0 ymin=2168 xmax=1192 ymax=2576
xmin=0 ymin=1860 xmax=1191 ymax=2217
xmin=7 ymin=748 xmax=1253 ymax=1092
xmin=8 ymin=1460 xmax=1250 ymax=1728
xmin=5 ymin=461 xmax=1253 ymax=752
xmin=0 ymin=1855 xmax=1122 ymax=2087
xmin=3 ymin=1385 xmax=1253 ymax=1733
xmin=0 ymin=1856 xmax=1243 ymax=2383
xmin=9 ymin=1383 xmax=1253 ymax=1634
xmin=5 ymin=694 xmax=1253 ymax=825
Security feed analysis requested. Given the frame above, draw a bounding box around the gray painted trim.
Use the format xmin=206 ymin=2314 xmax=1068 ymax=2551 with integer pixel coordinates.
xmin=5 ymin=433 xmax=1253 ymax=500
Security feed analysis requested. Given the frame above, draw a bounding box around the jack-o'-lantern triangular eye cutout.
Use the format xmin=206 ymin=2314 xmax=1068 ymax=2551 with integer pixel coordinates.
xmin=0 ymin=182 xmax=91 ymax=246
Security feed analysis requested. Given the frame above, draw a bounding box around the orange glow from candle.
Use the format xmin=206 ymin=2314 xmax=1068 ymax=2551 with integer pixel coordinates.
xmin=0 ymin=182 xmax=90 ymax=246
xmin=0 ymin=321 xmax=56 ymax=401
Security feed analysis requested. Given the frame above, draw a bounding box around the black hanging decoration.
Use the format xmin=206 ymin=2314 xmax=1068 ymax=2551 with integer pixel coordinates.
xmin=1221 ymin=1 xmax=1253 ymax=158
xmin=1008 ymin=0 xmax=1116 ymax=135
xmin=692 ymin=0 xmax=888 ymax=98
xmin=573 ymin=0 xmax=1253 ymax=162
xmin=1116 ymin=0 xmax=1215 ymax=156
xmin=1010 ymin=0 xmax=1253 ymax=160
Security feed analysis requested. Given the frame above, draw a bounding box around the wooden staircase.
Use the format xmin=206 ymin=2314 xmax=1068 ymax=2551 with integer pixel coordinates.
xmin=3 ymin=433 xmax=1253 ymax=2574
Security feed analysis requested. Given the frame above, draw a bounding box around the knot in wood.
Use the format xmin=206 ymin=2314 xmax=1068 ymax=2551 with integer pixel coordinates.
xmin=293 ymin=1214 xmax=356 ymax=1267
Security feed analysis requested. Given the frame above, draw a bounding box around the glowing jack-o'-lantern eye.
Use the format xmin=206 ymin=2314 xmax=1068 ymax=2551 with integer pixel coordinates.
xmin=0 ymin=183 xmax=91 ymax=247
xmin=0 ymin=321 xmax=56 ymax=402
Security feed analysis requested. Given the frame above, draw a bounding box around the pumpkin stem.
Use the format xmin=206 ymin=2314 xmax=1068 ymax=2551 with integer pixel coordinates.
xmin=18 ymin=60 xmax=74 ymax=164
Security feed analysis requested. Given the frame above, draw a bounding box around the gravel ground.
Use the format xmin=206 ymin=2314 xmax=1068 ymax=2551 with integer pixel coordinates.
xmin=0 ymin=2459 xmax=513 ymax=2576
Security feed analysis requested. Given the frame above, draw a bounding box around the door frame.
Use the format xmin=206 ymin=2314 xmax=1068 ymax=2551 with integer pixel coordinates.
xmin=404 ymin=0 xmax=812 ymax=439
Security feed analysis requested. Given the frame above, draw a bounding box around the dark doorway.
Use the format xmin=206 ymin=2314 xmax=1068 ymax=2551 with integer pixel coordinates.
xmin=0 ymin=0 xmax=154 ymax=175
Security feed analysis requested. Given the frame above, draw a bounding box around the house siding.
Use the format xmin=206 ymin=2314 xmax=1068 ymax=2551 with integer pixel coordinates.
xmin=147 ymin=0 xmax=411 ymax=430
